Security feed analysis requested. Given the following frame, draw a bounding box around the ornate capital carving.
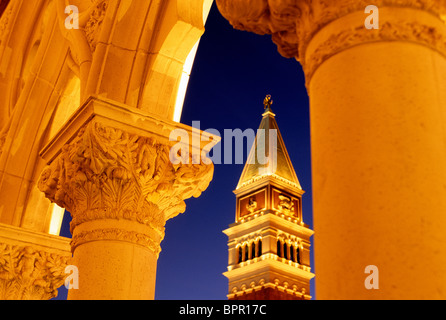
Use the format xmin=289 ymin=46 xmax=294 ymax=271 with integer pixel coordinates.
xmin=84 ymin=0 xmax=109 ymax=52
xmin=217 ymin=0 xmax=446 ymax=82
xmin=38 ymin=118 xmax=214 ymax=255
xmin=0 ymin=244 xmax=70 ymax=300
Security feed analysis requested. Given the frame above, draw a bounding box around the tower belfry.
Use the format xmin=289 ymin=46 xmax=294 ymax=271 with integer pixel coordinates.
xmin=223 ymin=96 xmax=314 ymax=300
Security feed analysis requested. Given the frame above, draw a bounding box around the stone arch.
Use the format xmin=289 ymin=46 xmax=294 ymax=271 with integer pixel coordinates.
xmin=138 ymin=0 xmax=213 ymax=121
xmin=0 ymin=0 xmax=50 ymax=132
xmin=45 ymin=72 xmax=81 ymax=139
xmin=0 ymin=0 xmax=74 ymax=229
xmin=20 ymin=62 xmax=80 ymax=234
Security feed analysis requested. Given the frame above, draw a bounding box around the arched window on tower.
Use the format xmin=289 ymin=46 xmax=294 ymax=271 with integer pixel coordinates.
xmin=257 ymin=239 xmax=262 ymax=257
xmin=244 ymin=243 xmax=249 ymax=262
xmin=290 ymin=244 xmax=295 ymax=262
xmin=277 ymin=240 xmax=282 ymax=258
xmin=238 ymin=245 xmax=242 ymax=264
xmin=283 ymin=242 xmax=288 ymax=260
xmin=251 ymin=241 xmax=256 ymax=260
xmin=296 ymin=246 xmax=301 ymax=264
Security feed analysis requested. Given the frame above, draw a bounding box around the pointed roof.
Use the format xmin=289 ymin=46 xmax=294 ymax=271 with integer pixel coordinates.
xmin=235 ymin=96 xmax=302 ymax=191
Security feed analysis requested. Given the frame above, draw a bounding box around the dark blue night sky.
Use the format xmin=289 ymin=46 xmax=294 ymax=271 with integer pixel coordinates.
xmin=56 ymin=2 xmax=313 ymax=300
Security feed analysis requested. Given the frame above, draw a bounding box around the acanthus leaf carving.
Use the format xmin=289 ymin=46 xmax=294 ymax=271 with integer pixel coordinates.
xmin=84 ymin=0 xmax=109 ymax=52
xmin=0 ymin=244 xmax=70 ymax=300
xmin=38 ymin=120 xmax=215 ymax=252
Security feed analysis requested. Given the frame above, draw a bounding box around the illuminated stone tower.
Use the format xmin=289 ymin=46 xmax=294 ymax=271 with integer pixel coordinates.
xmin=223 ymin=96 xmax=314 ymax=300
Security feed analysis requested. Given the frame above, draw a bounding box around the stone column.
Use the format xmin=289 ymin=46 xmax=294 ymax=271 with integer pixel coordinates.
xmin=38 ymin=96 xmax=217 ymax=299
xmin=218 ymin=0 xmax=446 ymax=299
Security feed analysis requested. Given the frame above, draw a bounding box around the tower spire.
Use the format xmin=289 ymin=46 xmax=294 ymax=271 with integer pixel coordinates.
xmin=236 ymin=95 xmax=301 ymax=191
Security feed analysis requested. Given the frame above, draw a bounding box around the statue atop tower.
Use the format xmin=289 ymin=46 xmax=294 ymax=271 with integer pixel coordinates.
xmin=263 ymin=94 xmax=273 ymax=110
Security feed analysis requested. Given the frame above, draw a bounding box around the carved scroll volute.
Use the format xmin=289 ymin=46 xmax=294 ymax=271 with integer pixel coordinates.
xmin=38 ymin=120 xmax=215 ymax=252
xmin=216 ymin=0 xmax=270 ymax=33
xmin=216 ymin=0 xmax=303 ymax=58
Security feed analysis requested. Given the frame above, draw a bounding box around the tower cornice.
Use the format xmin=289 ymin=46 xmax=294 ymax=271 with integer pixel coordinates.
xmin=234 ymin=175 xmax=304 ymax=197
xmin=223 ymin=212 xmax=313 ymax=239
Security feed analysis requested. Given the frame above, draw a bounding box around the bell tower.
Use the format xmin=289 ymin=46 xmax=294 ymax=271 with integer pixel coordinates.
xmin=223 ymin=96 xmax=314 ymax=300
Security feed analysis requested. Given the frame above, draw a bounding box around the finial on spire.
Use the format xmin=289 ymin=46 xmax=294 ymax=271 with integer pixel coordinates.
xmin=263 ymin=94 xmax=273 ymax=110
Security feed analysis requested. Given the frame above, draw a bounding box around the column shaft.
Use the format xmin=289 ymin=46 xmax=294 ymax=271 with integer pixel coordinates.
xmin=217 ymin=0 xmax=446 ymax=299
xmin=307 ymin=8 xmax=446 ymax=299
xmin=68 ymin=238 xmax=158 ymax=299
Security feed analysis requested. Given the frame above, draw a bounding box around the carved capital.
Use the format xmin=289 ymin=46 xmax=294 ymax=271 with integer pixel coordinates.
xmin=0 ymin=244 xmax=70 ymax=300
xmin=84 ymin=0 xmax=109 ymax=52
xmin=38 ymin=98 xmax=216 ymax=255
xmin=217 ymin=0 xmax=446 ymax=82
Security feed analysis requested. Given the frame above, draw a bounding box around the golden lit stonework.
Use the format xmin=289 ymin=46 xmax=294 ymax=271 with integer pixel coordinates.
xmin=37 ymin=96 xmax=217 ymax=299
xmin=2 ymin=0 xmax=446 ymax=300
xmin=0 ymin=0 xmax=215 ymax=300
xmin=218 ymin=0 xmax=446 ymax=299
